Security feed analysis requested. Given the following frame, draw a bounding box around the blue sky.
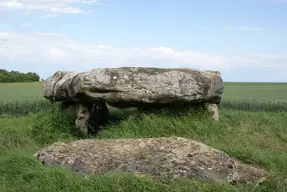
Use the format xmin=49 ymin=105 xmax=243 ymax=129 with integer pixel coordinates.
xmin=0 ymin=0 xmax=286 ymax=82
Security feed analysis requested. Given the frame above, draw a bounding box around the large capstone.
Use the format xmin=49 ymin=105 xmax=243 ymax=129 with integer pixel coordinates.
xmin=44 ymin=67 xmax=224 ymax=105
xmin=34 ymin=137 xmax=267 ymax=186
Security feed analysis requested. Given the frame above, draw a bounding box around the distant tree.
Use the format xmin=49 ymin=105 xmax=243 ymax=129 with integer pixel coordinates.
xmin=0 ymin=69 xmax=40 ymax=83
xmin=0 ymin=69 xmax=8 ymax=73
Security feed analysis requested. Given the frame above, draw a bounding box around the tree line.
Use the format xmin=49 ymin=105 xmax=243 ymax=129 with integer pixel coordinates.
xmin=0 ymin=69 xmax=40 ymax=82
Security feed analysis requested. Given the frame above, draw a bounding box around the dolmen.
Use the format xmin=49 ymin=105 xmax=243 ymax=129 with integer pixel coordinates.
xmin=43 ymin=67 xmax=224 ymax=135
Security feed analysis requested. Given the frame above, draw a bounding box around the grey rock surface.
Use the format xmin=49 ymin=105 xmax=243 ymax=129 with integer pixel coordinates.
xmin=43 ymin=67 xmax=224 ymax=108
xmin=35 ymin=137 xmax=267 ymax=186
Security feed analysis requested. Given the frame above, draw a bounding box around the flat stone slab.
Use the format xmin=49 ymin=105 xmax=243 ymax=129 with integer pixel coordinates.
xmin=35 ymin=137 xmax=267 ymax=186
xmin=43 ymin=67 xmax=224 ymax=108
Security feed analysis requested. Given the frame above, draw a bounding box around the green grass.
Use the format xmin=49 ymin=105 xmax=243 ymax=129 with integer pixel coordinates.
xmin=0 ymin=82 xmax=287 ymax=192
xmin=223 ymin=82 xmax=287 ymax=101
xmin=0 ymin=82 xmax=43 ymax=100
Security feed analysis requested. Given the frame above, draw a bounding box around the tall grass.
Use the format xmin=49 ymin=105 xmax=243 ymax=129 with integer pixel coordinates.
xmin=221 ymin=99 xmax=287 ymax=112
xmin=1 ymin=98 xmax=287 ymax=117
xmin=0 ymin=99 xmax=54 ymax=116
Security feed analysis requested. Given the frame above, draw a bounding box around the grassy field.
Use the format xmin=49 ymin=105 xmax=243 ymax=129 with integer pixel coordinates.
xmin=0 ymin=82 xmax=44 ymax=100
xmin=0 ymin=82 xmax=287 ymax=192
xmin=223 ymin=82 xmax=287 ymax=101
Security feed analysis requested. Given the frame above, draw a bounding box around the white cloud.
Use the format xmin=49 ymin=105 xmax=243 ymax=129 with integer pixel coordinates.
xmin=0 ymin=31 xmax=286 ymax=80
xmin=40 ymin=13 xmax=61 ymax=18
xmin=20 ymin=23 xmax=32 ymax=27
xmin=0 ymin=23 xmax=9 ymax=30
xmin=0 ymin=0 xmax=99 ymax=14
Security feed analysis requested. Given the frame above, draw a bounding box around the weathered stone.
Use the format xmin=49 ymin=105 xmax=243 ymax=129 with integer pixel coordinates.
xmin=203 ymin=103 xmax=219 ymax=120
xmin=75 ymin=103 xmax=90 ymax=136
xmin=44 ymin=67 xmax=224 ymax=107
xmin=34 ymin=137 xmax=267 ymax=186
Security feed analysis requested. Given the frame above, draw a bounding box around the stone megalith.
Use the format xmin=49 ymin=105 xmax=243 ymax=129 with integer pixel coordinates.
xmin=43 ymin=67 xmax=224 ymax=135
xmin=34 ymin=137 xmax=267 ymax=186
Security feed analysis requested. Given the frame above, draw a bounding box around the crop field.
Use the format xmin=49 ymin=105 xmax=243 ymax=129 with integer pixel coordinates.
xmin=0 ymin=82 xmax=287 ymax=192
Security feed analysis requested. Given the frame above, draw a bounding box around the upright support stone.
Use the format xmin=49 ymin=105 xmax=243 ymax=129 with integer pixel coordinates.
xmin=74 ymin=100 xmax=110 ymax=136
xmin=203 ymin=103 xmax=219 ymax=120
xmin=75 ymin=103 xmax=91 ymax=136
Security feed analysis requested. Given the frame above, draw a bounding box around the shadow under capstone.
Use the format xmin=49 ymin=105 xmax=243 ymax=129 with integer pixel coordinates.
xmin=59 ymin=100 xmax=214 ymax=138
